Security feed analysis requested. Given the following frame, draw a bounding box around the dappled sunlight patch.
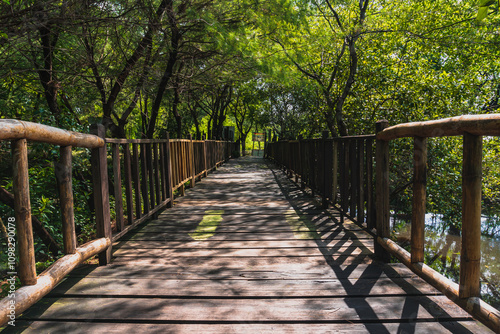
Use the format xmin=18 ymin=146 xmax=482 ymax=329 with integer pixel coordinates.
xmin=188 ymin=210 xmax=224 ymax=240
xmin=285 ymin=209 xmax=318 ymax=239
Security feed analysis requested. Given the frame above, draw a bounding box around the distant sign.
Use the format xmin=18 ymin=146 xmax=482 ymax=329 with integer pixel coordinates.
xmin=252 ymin=132 xmax=265 ymax=142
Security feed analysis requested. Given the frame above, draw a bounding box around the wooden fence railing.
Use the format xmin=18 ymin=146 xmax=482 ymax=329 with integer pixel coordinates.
xmin=0 ymin=120 xmax=234 ymax=325
xmin=266 ymin=114 xmax=500 ymax=332
xmin=375 ymin=115 xmax=500 ymax=331
xmin=266 ymin=132 xmax=375 ymax=228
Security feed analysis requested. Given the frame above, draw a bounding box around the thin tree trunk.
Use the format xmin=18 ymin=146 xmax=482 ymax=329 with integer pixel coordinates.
xmin=0 ymin=186 xmax=61 ymax=257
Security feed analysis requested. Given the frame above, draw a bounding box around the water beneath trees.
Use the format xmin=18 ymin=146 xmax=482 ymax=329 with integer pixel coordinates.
xmin=393 ymin=214 xmax=500 ymax=309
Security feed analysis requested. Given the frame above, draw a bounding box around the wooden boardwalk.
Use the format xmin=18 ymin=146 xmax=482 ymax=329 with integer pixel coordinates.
xmin=7 ymin=157 xmax=492 ymax=333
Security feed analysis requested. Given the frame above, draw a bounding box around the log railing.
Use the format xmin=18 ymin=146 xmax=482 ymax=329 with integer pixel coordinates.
xmin=267 ymin=114 xmax=500 ymax=332
xmin=0 ymin=120 xmax=234 ymax=325
xmin=266 ymin=133 xmax=375 ymax=228
xmin=375 ymin=115 xmax=500 ymax=331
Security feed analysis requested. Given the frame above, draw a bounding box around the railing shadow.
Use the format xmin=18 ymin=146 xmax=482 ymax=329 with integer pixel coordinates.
xmin=269 ymin=162 xmax=476 ymax=334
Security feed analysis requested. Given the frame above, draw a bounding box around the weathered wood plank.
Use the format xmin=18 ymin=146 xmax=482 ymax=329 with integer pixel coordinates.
xmin=113 ymin=239 xmax=368 ymax=250
xmin=121 ymin=230 xmax=373 ymax=241
xmin=112 ymin=246 xmax=373 ymax=258
xmin=50 ymin=276 xmax=439 ymax=297
xmin=20 ymin=296 xmax=475 ymax=321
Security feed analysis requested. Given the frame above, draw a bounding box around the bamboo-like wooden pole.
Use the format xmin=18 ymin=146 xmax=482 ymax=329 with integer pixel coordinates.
xmin=146 ymin=143 xmax=155 ymax=210
xmin=0 ymin=237 xmax=111 ymax=326
xmin=12 ymin=139 xmax=37 ymax=285
xmin=153 ymin=143 xmax=161 ymax=206
xmin=132 ymin=144 xmax=141 ymax=219
xmin=0 ymin=119 xmax=104 ymax=148
xmin=57 ymin=146 xmax=77 ymax=254
xmin=203 ymin=136 xmax=208 ymax=177
xmin=378 ymin=236 xmax=500 ymax=333
xmin=349 ymin=139 xmax=357 ymax=217
xmin=411 ymin=137 xmax=427 ymax=263
xmin=166 ymin=133 xmax=174 ymax=208
xmin=309 ymin=141 xmax=316 ymax=196
xmin=339 ymin=141 xmax=347 ymax=211
xmin=377 ymin=114 xmax=500 ymax=141
xmin=90 ymin=124 xmax=112 ymax=265
xmin=190 ymin=134 xmax=196 ymax=188
xmin=112 ymin=144 xmax=124 ymax=232
xmin=332 ymin=140 xmax=338 ymax=204
xmin=357 ymin=139 xmax=365 ymax=224
xmin=321 ymin=132 xmax=329 ymax=209
xmin=159 ymin=142 xmax=167 ymax=201
xmin=366 ymin=139 xmax=374 ymax=229
xmin=375 ymin=120 xmax=390 ymax=262
xmin=123 ymin=144 xmax=134 ymax=225
xmin=140 ymin=143 xmax=150 ymax=213
xmin=459 ymin=133 xmax=482 ymax=299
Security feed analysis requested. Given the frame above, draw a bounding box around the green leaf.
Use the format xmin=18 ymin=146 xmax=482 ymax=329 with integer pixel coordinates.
xmin=478 ymin=0 xmax=495 ymax=6
xmin=477 ymin=6 xmax=489 ymax=21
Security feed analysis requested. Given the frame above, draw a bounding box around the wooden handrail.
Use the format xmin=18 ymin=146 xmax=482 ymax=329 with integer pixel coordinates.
xmin=0 ymin=119 xmax=104 ymax=148
xmin=375 ymin=114 xmax=500 ymax=332
xmin=377 ymin=114 xmax=500 ymax=141
xmin=267 ymin=117 xmax=500 ymax=332
xmin=0 ymin=119 xmax=236 ymax=326
xmin=266 ymin=135 xmax=376 ymax=227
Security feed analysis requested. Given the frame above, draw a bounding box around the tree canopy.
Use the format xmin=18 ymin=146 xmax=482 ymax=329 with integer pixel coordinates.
xmin=0 ymin=0 xmax=498 ymax=139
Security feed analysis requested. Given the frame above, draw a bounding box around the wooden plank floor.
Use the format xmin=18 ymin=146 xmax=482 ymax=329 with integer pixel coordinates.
xmin=5 ymin=157 xmax=493 ymax=333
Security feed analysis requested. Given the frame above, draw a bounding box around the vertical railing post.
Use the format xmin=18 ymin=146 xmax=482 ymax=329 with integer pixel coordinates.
xmin=298 ymin=136 xmax=304 ymax=189
xmin=132 ymin=144 xmax=142 ymax=219
xmin=140 ymin=143 xmax=150 ymax=212
xmin=12 ymin=139 xmax=37 ymax=285
xmin=339 ymin=140 xmax=347 ymax=211
xmin=146 ymin=143 xmax=155 ymax=209
xmin=153 ymin=143 xmax=161 ymax=206
xmin=166 ymin=132 xmax=174 ymax=208
xmin=411 ymin=137 xmax=427 ymax=263
xmin=90 ymin=124 xmax=112 ymax=265
xmin=159 ymin=142 xmax=167 ymax=202
xmin=357 ymin=139 xmax=365 ymax=224
xmin=321 ymin=131 xmax=330 ymax=209
xmin=123 ymin=143 xmax=134 ymax=225
xmin=349 ymin=139 xmax=357 ymax=217
xmin=375 ymin=120 xmax=390 ymax=262
xmin=459 ymin=133 xmax=482 ymax=299
xmin=190 ymin=134 xmax=196 ymax=188
xmin=332 ymin=140 xmax=338 ymax=204
xmin=309 ymin=140 xmax=316 ymax=196
xmin=366 ymin=139 xmax=375 ymax=229
xmin=112 ymin=144 xmax=124 ymax=232
xmin=203 ymin=135 xmax=208 ymax=177
xmin=56 ymin=145 xmax=77 ymax=254
xmin=342 ymin=141 xmax=349 ymax=212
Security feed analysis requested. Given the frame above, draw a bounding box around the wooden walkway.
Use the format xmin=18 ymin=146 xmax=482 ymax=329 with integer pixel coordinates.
xmin=7 ymin=157 xmax=492 ymax=333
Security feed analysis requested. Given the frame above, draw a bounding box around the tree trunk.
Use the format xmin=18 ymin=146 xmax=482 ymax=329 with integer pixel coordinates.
xmin=172 ymin=83 xmax=182 ymax=139
xmin=37 ymin=24 xmax=62 ymax=126
xmin=241 ymin=133 xmax=247 ymax=154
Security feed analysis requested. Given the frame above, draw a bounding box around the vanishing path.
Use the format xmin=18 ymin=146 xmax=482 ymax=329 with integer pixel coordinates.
xmin=9 ymin=157 xmax=491 ymax=333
